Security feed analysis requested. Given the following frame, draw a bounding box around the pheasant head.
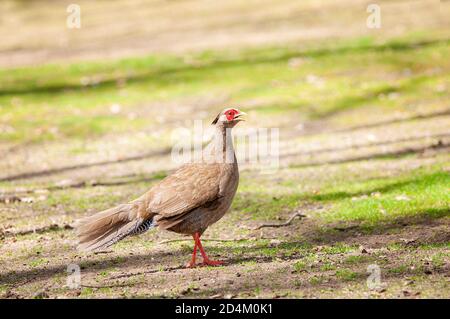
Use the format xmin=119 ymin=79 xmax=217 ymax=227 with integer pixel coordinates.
xmin=211 ymin=108 xmax=246 ymax=128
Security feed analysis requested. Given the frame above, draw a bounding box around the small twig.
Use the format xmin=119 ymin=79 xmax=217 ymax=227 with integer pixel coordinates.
xmin=157 ymin=238 xmax=248 ymax=245
xmin=111 ymin=265 xmax=185 ymax=279
xmin=9 ymin=277 xmax=35 ymax=288
xmin=80 ymin=283 xmax=135 ymax=289
xmin=93 ymin=250 xmax=114 ymax=255
xmin=0 ymin=174 xmax=168 ymax=196
xmin=253 ymin=211 xmax=306 ymax=230
xmin=1 ymin=223 xmax=73 ymax=237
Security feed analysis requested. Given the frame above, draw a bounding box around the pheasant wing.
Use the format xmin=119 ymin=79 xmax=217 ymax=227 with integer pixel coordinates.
xmin=145 ymin=163 xmax=222 ymax=218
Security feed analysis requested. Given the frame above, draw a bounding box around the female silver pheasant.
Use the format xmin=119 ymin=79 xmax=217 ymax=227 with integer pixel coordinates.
xmin=75 ymin=108 xmax=245 ymax=267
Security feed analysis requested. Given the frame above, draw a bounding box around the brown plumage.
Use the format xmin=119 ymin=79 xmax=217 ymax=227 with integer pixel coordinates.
xmin=75 ymin=108 xmax=245 ymax=267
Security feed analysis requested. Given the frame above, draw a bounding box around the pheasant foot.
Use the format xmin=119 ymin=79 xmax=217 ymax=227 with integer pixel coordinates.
xmin=186 ymin=232 xmax=223 ymax=268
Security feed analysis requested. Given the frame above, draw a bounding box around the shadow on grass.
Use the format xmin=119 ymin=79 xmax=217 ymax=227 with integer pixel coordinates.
xmin=2 ymin=134 xmax=447 ymax=183
xmin=303 ymin=171 xmax=447 ymax=202
xmin=1 ymin=38 xmax=448 ymax=97
xmin=311 ymin=74 xmax=442 ymax=118
xmin=304 ymin=208 xmax=450 ymax=244
xmin=282 ymin=132 xmax=450 ymax=159
xmin=0 ymin=147 xmax=172 ymax=182
xmin=0 ymin=249 xmax=181 ymax=287
xmin=331 ymin=109 xmax=450 ymax=134
xmin=182 ymin=259 xmax=449 ymax=298
xmin=287 ymin=140 xmax=449 ymax=169
xmin=1 ymin=206 xmax=447 ymax=289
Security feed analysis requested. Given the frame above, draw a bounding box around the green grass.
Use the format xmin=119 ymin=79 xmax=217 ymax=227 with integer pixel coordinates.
xmin=309 ymin=276 xmax=325 ymax=285
xmin=80 ymin=287 xmax=94 ymax=297
xmin=28 ymin=258 xmax=49 ymax=268
xmin=388 ymin=265 xmax=409 ymax=275
xmin=344 ymin=255 xmax=371 ymax=265
xmin=293 ymin=261 xmax=307 ymax=272
xmin=233 ymin=163 xmax=449 ymax=232
xmin=431 ymin=252 xmax=448 ymax=268
xmin=320 ymin=263 xmax=336 ymax=271
xmin=1 ymin=33 xmax=449 ymax=143
xmin=335 ymin=269 xmax=358 ymax=281
xmin=312 ymin=167 xmax=450 ymax=229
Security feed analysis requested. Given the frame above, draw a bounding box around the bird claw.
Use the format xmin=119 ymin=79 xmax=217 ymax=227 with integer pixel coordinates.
xmin=185 ymin=259 xmax=223 ymax=268
xmin=201 ymin=259 xmax=224 ymax=266
xmin=186 ymin=233 xmax=225 ymax=268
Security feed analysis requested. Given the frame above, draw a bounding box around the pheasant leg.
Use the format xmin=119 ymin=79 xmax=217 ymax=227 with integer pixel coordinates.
xmin=186 ymin=237 xmax=198 ymax=268
xmin=186 ymin=233 xmax=223 ymax=267
xmin=195 ymin=232 xmax=223 ymax=266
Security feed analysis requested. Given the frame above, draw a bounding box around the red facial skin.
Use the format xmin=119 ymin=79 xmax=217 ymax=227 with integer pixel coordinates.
xmin=225 ymin=108 xmax=239 ymax=121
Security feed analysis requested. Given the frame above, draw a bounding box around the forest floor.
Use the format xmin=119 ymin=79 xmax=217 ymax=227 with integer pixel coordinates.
xmin=0 ymin=0 xmax=449 ymax=298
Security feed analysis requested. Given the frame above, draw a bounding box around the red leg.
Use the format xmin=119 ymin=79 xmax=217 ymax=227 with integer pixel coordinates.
xmin=195 ymin=232 xmax=223 ymax=266
xmin=186 ymin=235 xmax=198 ymax=268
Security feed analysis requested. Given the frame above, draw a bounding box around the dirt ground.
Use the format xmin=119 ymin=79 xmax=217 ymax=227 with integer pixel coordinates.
xmin=0 ymin=0 xmax=449 ymax=299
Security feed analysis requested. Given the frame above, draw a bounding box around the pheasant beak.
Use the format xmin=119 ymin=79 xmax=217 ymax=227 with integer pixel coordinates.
xmin=234 ymin=111 xmax=247 ymax=122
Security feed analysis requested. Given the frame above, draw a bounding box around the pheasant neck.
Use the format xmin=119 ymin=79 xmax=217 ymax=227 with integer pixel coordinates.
xmin=211 ymin=124 xmax=235 ymax=164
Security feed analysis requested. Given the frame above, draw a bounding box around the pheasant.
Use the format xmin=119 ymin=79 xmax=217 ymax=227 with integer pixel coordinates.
xmin=75 ymin=108 xmax=245 ymax=267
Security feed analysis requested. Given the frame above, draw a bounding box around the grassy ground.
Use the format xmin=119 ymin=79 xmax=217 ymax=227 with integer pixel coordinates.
xmin=0 ymin=1 xmax=449 ymax=299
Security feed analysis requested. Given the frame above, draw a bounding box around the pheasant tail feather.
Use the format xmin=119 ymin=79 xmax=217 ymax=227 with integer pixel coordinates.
xmin=75 ymin=203 xmax=153 ymax=252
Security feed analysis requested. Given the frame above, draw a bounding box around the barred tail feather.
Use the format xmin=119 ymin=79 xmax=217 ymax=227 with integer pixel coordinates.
xmin=75 ymin=203 xmax=153 ymax=252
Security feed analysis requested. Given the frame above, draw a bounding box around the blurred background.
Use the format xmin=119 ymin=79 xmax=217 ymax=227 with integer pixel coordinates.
xmin=0 ymin=0 xmax=449 ymax=299
xmin=1 ymin=0 xmax=448 ymax=177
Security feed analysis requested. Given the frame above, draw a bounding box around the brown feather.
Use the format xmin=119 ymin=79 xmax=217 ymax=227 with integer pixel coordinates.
xmin=143 ymin=163 xmax=221 ymax=219
xmin=75 ymin=203 xmax=143 ymax=251
xmin=75 ymin=109 xmax=241 ymax=252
